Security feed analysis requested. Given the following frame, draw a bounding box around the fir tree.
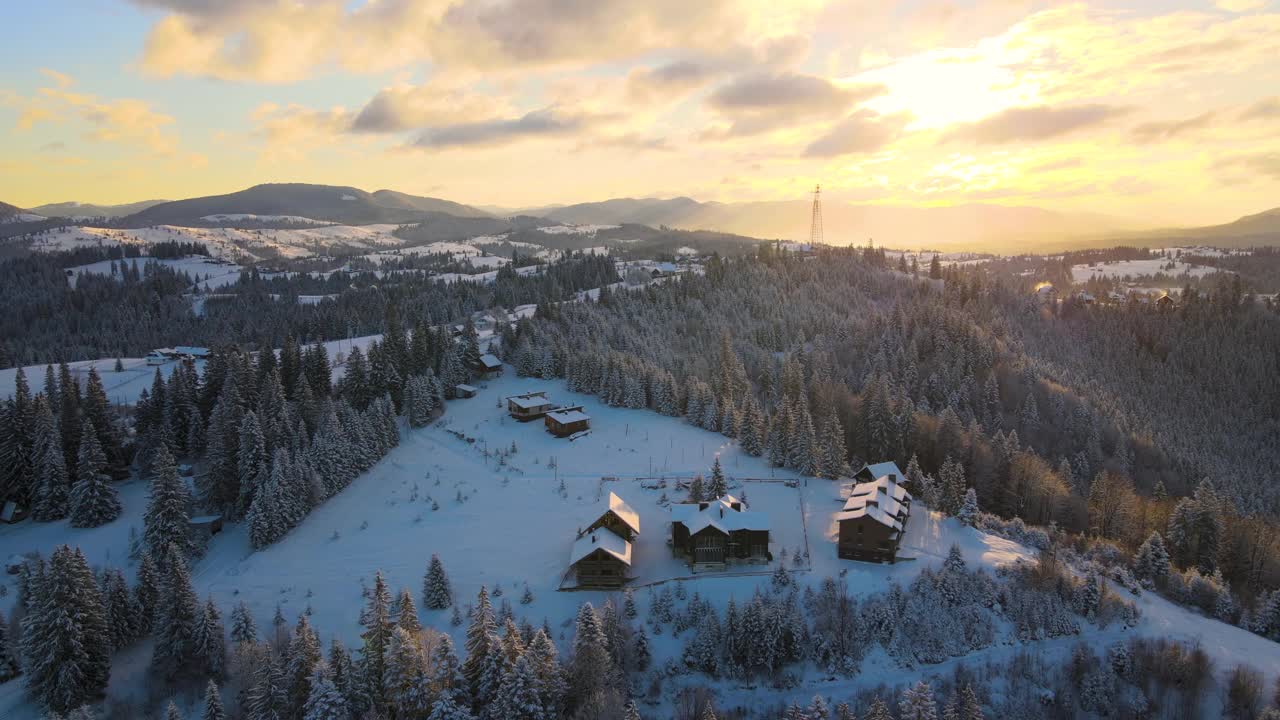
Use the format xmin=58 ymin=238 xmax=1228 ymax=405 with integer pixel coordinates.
xmin=956 ymin=488 xmax=979 ymax=526
xmin=464 ymin=587 xmax=498 ymax=697
xmin=194 ymin=597 xmax=227 ymax=679
xmin=246 ymin=654 xmax=288 ymax=720
xmin=230 ymin=601 xmax=259 ymax=645
xmin=30 ymin=398 xmax=70 ymax=521
xmin=359 ymin=571 xmax=394 ymax=708
xmin=394 ymin=587 xmax=422 ymax=634
xmin=708 ymin=457 xmax=727 ymax=499
xmin=383 ymin=626 xmax=430 ymax=718
xmin=134 ymin=551 xmax=161 ymax=635
xmin=1134 ymin=531 xmax=1172 ymax=585
xmin=302 ymin=661 xmax=348 ymax=720
xmin=0 ymin=610 xmax=20 ymax=682
xmin=152 ymin=544 xmax=202 ymax=681
xmin=901 ymin=681 xmax=938 ymax=720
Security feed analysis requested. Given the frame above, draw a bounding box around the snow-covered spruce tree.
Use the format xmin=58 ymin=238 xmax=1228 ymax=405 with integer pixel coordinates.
xmin=406 ymin=374 xmax=438 ymax=428
xmin=900 ymin=680 xmax=938 ymax=720
xmin=236 ymin=411 xmax=269 ymax=518
xmin=199 ymin=379 xmax=244 ymax=517
xmin=303 ymin=661 xmax=349 ymax=720
xmin=359 ymin=570 xmax=394 ymax=709
xmin=144 ymin=444 xmax=193 ymax=560
xmin=152 ymin=543 xmax=203 ymax=682
xmin=423 ymin=553 xmax=453 ymax=609
xmin=246 ymin=653 xmax=288 ymax=720
xmin=229 ymin=601 xmax=259 ymax=645
xmin=688 ymin=475 xmax=705 ymax=503
xmin=493 ymin=655 xmax=544 ymax=720
xmin=568 ymin=602 xmax=618 ymax=715
xmin=0 ymin=609 xmax=21 ymax=682
xmin=30 ymin=398 xmax=70 ymax=522
xmin=203 ymin=679 xmax=226 ymax=720
xmin=194 ymin=597 xmax=227 ymax=679
xmin=101 ymin=567 xmax=139 ymax=650
xmin=383 ymin=626 xmax=431 ymax=718
xmin=463 ymin=586 xmax=498 ymax=698
xmin=21 ymin=545 xmax=111 ymax=713
xmin=134 ymin=551 xmax=161 ymax=636
xmin=394 ymin=587 xmax=422 ymax=634
xmin=69 ymin=418 xmax=121 ymax=528
xmin=1134 ymin=531 xmax=1172 ymax=586
xmin=287 ymin=615 xmax=322 ymax=716
xmin=708 ymin=457 xmax=727 ymax=499
xmin=956 ymin=488 xmax=980 ymax=526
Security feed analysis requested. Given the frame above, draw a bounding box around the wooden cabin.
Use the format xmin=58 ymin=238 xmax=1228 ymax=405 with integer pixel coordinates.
xmin=189 ymin=514 xmax=224 ymax=546
xmin=476 ymin=353 xmax=504 ymax=379
xmin=1 ymin=501 xmax=28 ymax=524
xmin=581 ymin=492 xmax=640 ymax=542
xmin=454 ymin=383 xmax=478 ymax=399
xmin=1156 ymin=294 xmax=1175 ymax=310
xmin=507 ymin=391 xmax=554 ymax=421
xmin=670 ymin=496 xmax=770 ymax=568
xmin=568 ymin=528 xmax=632 ymax=588
xmin=837 ymin=473 xmax=912 ymax=563
xmin=545 ymin=406 xmax=591 ymax=437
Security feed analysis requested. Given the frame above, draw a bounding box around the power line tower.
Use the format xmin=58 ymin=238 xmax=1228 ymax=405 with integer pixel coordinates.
xmin=808 ymin=184 xmax=823 ymax=247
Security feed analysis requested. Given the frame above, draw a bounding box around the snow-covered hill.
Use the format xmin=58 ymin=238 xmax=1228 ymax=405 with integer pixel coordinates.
xmin=1 ymin=372 xmax=1274 ymax=717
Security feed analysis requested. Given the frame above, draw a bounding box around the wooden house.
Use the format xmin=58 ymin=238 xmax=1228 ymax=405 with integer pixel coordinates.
xmin=454 ymin=383 xmax=478 ymax=399
xmin=545 ymin=406 xmax=591 ymax=437
xmin=670 ymin=495 xmax=770 ymax=568
xmin=853 ymin=461 xmax=905 ymax=484
xmin=476 ymin=353 xmax=504 ymax=379
xmin=1156 ymin=294 xmax=1175 ymax=310
xmin=581 ymin=492 xmax=640 ymax=542
xmin=568 ymin=527 xmax=632 ymax=588
xmin=837 ymin=473 xmax=912 ymax=563
xmin=1 ymin=501 xmax=28 ymax=524
xmin=507 ymin=391 xmax=554 ymax=421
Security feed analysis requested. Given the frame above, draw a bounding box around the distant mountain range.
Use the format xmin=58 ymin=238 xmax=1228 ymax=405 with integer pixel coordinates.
xmin=29 ymin=199 xmax=168 ymax=219
xmin=5 ymin=183 xmax=1280 ymax=252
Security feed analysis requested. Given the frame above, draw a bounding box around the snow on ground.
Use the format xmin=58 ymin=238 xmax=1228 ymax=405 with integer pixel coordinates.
xmin=199 ymin=214 xmax=331 ymax=225
xmin=0 ymin=356 xmax=205 ymax=408
xmin=1070 ymin=258 xmax=1219 ymax=284
xmin=537 ymin=224 xmax=620 ymax=235
xmin=65 ymin=255 xmax=244 ymax=290
xmin=1 ymin=213 xmax=46 ymax=223
xmin=1 ymin=370 xmax=1277 ymax=716
xmin=1155 ymin=246 xmax=1251 ymax=258
xmin=20 ymin=223 xmax=405 ymax=262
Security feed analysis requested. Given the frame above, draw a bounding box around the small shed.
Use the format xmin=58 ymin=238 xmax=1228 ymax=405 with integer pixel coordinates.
xmin=189 ymin=514 xmax=224 ymax=544
xmin=568 ymin=528 xmax=632 ymax=588
xmin=455 ymin=383 xmax=478 ymax=399
xmin=508 ymin=391 xmax=554 ymax=421
xmin=545 ymin=406 xmax=590 ymax=437
xmin=1 ymin=501 xmax=28 ymax=524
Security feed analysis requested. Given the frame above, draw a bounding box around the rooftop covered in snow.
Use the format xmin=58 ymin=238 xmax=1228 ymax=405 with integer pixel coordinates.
xmin=569 ymin=526 xmax=632 ymax=566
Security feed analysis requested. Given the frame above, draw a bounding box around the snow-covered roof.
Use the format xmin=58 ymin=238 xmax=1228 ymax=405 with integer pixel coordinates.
xmin=848 ymin=475 xmax=912 ymax=504
xmin=569 ymin=527 xmax=632 ymax=566
xmin=479 ymin=353 xmax=502 ymax=369
xmin=856 ymin=461 xmax=905 ymax=481
xmin=671 ymin=496 xmax=768 ymax=535
xmin=174 ymin=346 xmax=210 ymax=357
xmin=843 ymin=494 xmax=907 ymax=520
xmin=508 ymin=392 xmax=551 ymax=410
xmin=547 ymin=409 xmax=590 ymax=424
xmin=590 ymin=492 xmax=640 ymax=536
xmin=836 ymin=503 xmax=903 ymax=531
xmin=455 ymin=384 xmax=477 ymax=392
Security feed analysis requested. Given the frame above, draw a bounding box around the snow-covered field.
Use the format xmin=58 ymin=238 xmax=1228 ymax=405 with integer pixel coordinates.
xmin=1 ymin=213 xmax=46 ymax=223
xmin=1070 ymin=258 xmax=1219 ymax=283
xmin=537 ymin=224 xmax=620 ymax=235
xmin=0 ymin=371 xmax=1278 ymax=716
xmin=65 ymin=255 xmax=244 ymax=290
xmin=199 ymin=214 xmax=331 ymax=225
xmin=20 ymin=223 xmax=406 ymax=262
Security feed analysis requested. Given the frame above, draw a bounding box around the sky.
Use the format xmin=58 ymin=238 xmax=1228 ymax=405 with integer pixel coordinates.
xmin=1 ymin=0 xmax=1278 ymax=225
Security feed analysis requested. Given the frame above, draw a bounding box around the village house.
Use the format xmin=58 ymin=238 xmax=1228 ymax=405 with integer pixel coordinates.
xmin=454 ymin=383 xmax=478 ymax=399
xmin=568 ymin=492 xmax=640 ymax=588
xmin=545 ymin=406 xmax=591 ymax=437
xmin=1035 ymin=283 xmax=1058 ymax=305
xmin=476 ymin=353 xmax=504 ymax=379
xmin=837 ymin=473 xmax=912 ymax=563
xmin=507 ymin=391 xmax=555 ymax=421
xmin=670 ymin=495 xmax=770 ymax=568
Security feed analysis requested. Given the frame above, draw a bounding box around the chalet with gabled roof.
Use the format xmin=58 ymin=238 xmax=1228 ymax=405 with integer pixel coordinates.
xmin=581 ymin=492 xmax=640 ymax=542
xmin=853 ymin=461 xmax=905 ymax=484
xmin=476 ymin=353 xmax=504 ymax=379
xmin=670 ymin=495 xmax=770 ymax=568
xmin=837 ymin=472 xmax=912 ymax=563
xmin=568 ymin=528 xmax=632 ymax=588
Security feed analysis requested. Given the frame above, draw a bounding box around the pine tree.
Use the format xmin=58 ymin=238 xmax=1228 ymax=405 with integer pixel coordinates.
xmin=689 ymin=475 xmax=705 ymax=503
xmin=383 ymin=626 xmax=430 ymax=718
xmin=101 ymin=568 xmax=138 ymax=650
xmin=423 ymin=554 xmax=453 ymax=609
xmin=230 ymin=601 xmax=259 ymax=645
xmin=288 ymin=615 xmax=323 ymax=717
xmin=21 ymin=546 xmax=111 ymax=713
xmin=166 ymin=700 xmax=184 ymax=720
xmin=494 ymin=655 xmax=544 ymax=720
xmin=145 ymin=444 xmax=193 ymax=559
xmin=394 ymin=587 xmax=422 ymax=634
xmin=203 ymin=679 xmax=227 ymax=720
xmin=134 ymin=551 xmax=161 ymax=635
xmin=237 ymin=411 xmax=269 ymax=518
xmin=246 ymin=654 xmax=288 ymax=720
xmin=69 ymin=419 xmax=121 ymax=528
xmin=464 ymin=587 xmax=498 ymax=696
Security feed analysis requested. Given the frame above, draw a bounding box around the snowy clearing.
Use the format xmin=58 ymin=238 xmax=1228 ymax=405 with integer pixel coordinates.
xmin=1070 ymin=258 xmax=1220 ymax=283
